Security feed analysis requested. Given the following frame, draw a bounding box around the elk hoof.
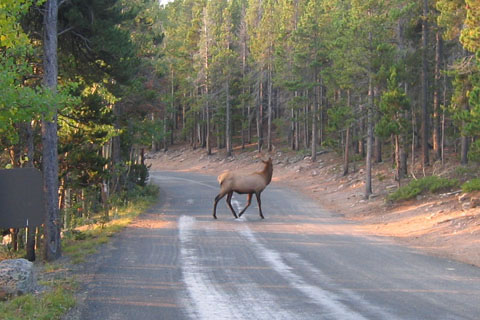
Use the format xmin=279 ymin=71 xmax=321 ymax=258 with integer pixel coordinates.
xmin=213 ymin=215 xmax=217 ymax=219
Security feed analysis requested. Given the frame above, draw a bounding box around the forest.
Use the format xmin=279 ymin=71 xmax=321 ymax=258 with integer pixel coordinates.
xmin=0 ymin=0 xmax=479 ymax=262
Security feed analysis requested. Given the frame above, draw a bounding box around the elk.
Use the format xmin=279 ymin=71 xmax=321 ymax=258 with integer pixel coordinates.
xmin=213 ymin=158 xmax=273 ymax=219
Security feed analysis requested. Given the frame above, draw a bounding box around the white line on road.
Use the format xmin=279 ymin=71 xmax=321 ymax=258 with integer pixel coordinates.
xmin=178 ymin=194 xmax=386 ymax=319
xmin=283 ymin=253 xmax=397 ymax=320
xmin=238 ymin=226 xmax=369 ymax=320
xmin=178 ymin=215 xmax=296 ymax=320
xmin=178 ymin=215 xmax=238 ymax=320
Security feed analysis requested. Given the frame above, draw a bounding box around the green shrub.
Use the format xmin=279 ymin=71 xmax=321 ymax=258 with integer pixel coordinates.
xmin=128 ymin=164 xmax=149 ymax=187
xmin=388 ymin=176 xmax=459 ymax=202
xmin=461 ymin=178 xmax=480 ymax=192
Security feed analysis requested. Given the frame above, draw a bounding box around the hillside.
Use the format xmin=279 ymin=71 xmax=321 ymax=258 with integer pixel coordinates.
xmin=147 ymin=145 xmax=480 ymax=267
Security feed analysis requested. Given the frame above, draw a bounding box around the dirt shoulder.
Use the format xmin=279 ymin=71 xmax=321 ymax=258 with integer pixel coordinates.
xmin=146 ymin=145 xmax=480 ymax=268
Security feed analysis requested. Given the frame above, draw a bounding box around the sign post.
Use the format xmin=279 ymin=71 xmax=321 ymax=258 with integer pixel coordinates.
xmin=0 ymin=168 xmax=45 ymax=261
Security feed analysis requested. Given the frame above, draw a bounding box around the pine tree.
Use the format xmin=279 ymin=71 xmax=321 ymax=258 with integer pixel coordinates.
xmin=42 ymin=0 xmax=62 ymax=261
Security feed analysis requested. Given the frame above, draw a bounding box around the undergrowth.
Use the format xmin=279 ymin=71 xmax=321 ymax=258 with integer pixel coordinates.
xmin=461 ymin=178 xmax=480 ymax=192
xmin=0 ymin=279 xmax=76 ymax=320
xmin=388 ymin=176 xmax=459 ymax=202
xmin=0 ymin=183 xmax=159 ymax=319
xmin=62 ymin=184 xmax=159 ymax=264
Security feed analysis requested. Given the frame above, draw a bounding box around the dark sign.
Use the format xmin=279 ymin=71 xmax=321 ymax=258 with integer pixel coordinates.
xmin=0 ymin=168 xmax=45 ymax=228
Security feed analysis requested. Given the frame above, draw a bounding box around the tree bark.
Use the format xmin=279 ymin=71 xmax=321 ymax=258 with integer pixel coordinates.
xmin=170 ymin=68 xmax=175 ymax=146
xmin=42 ymin=0 xmax=61 ymax=261
xmin=240 ymin=12 xmax=247 ymax=150
xmin=267 ymin=67 xmax=273 ymax=152
xmin=343 ymin=126 xmax=350 ymax=176
xmin=25 ymin=121 xmax=36 ymax=261
xmin=433 ymin=31 xmax=442 ymax=160
xmin=343 ymin=90 xmax=351 ymax=176
xmin=303 ymin=93 xmax=309 ymax=150
xmin=461 ymin=120 xmax=469 ymax=165
xmin=365 ymin=29 xmax=374 ymax=199
xmin=226 ymin=80 xmax=232 ymax=157
xmin=203 ymin=8 xmax=211 ymax=155
xmin=163 ymin=112 xmax=168 ymax=151
xmin=311 ymin=77 xmax=319 ymax=162
xmin=421 ymin=0 xmax=430 ymax=167
xmin=295 ymin=109 xmax=299 ymax=151
xmin=257 ymin=77 xmax=264 ymax=152
xmin=365 ymin=80 xmax=373 ymax=199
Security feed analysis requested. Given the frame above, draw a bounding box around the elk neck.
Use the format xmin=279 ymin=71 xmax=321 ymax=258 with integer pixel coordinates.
xmin=260 ymin=161 xmax=273 ymax=185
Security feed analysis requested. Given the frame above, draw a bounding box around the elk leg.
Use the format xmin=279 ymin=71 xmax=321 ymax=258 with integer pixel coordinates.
xmin=213 ymin=191 xmax=227 ymax=219
xmin=255 ymin=192 xmax=264 ymax=219
xmin=226 ymin=191 xmax=238 ymax=219
xmin=238 ymin=193 xmax=253 ymax=217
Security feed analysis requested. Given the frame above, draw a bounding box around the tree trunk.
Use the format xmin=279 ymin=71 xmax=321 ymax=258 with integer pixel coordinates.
xmin=319 ymin=82 xmax=324 ymax=145
xmin=441 ymin=60 xmax=447 ymax=165
xmin=151 ymin=113 xmax=156 ymax=151
xmin=200 ymin=110 xmax=205 ymax=148
xmin=343 ymin=125 xmax=350 ymax=176
xmin=289 ymin=106 xmax=294 ymax=150
xmin=25 ymin=121 xmax=36 ymax=261
xmin=366 ymin=88 xmax=373 ymax=199
xmin=311 ymin=78 xmax=319 ymax=162
xmin=411 ymin=107 xmax=416 ymax=175
xmin=203 ymin=9 xmax=211 ymax=155
xmin=291 ymin=91 xmax=297 ymax=150
xmin=248 ymin=85 xmax=252 ymax=144
xmin=421 ymin=0 xmax=430 ymax=167
xmin=303 ymin=93 xmax=309 ymax=150
xmin=205 ymin=98 xmax=210 ymax=155
xmin=183 ymin=95 xmax=186 ymax=141
xmin=10 ymin=229 xmax=18 ymax=252
xmin=241 ymin=107 xmax=246 ymax=149
xmin=226 ymin=80 xmax=232 ymax=157
xmin=267 ymin=67 xmax=273 ymax=152
xmin=461 ymin=120 xmax=469 ymax=165
xmin=295 ymin=109 xmax=299 ymax=151
xmin=42 ymin=0 xmax=61 ymax=261
xmin=192 ymin=110 xmax=197 ymax=149
xmin=163 ymin=112 xmax=168 ymax=151
xmin=365 ymin=31 xmax=374 ymax=199
xmin=257 ymin=77 xmax=264 ymax=152
xmin=395 ymin=135 xmax=402 ymax=181
xmin=240 ymin=18 xmax=247 ymax=150
xmin=170 ymin=68 xmax=175 ymax=146
xmin=342 ymin=91 xmax=351 ymax=175
xmin=433 ymin=31 xmax=442 ymax=160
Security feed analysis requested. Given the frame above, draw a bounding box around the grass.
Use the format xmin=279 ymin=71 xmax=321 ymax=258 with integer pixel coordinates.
xmin=0 ymin=279 xmax=76 ymax=320
xmin=0 ymin=245 xmax=22 ymax=261
xmin=62 ymin=184 xmax=159 ymax=264
xmin=454 ymin=165 xmax=478 ymax=177
xmin=0 ymin=183 xmax=159 ymax=319
xmin=388 ymin=176 xmax=459 ymax=202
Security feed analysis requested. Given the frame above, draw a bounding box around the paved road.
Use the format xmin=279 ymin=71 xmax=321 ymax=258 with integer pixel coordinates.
xmin=72 ymin=171 xmax=480 ymax=320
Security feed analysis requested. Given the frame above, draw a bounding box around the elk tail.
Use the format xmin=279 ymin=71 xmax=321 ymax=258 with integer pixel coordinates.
xmin=217 ymin=172 xmax=229 ymax=185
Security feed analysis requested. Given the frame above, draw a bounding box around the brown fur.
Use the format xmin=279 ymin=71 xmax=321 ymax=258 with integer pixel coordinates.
xmin=213 ymin=158 xmax=273 ymax=219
